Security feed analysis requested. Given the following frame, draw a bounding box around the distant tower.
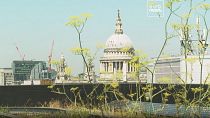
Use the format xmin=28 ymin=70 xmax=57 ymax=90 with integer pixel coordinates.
xmin=83 ymin=58 xmax=96 ymax=83
xmin=55 ymin=54 xmax=69 ymax=83
xmin=179 ymin=16 xmax=208 ymax=56
xmin=196 ymin=17 xmax=208 ymax=54
xmin=179 ymin=27 xmax=193 ymax=55
xmin=60 ymin=54 xmax=65 ymax=73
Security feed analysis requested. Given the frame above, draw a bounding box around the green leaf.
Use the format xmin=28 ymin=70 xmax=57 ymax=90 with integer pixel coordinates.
xmin=184 ymin=57 xmax=198 ymax=63
xmin=163 ymin=92 xmax=171 ymax=97
xmin=70 ymin=87 xmax=79 ymax=92
xmin=165 ymin=1 xmax=172 ymax=8
xmin=51 ymin=59 xmax=60 ymax=65
xmin=181 ymin=13 xmax=191 ymax=19
xmin=65 ymin=67 xmax=72 ymax=76
xmin=157 ymin=76 xmax=171 ymax=83
xmin=81 ymin=13 xmax=92 ymax=19
xmin=47 ymin=85 xmax=54 ymax=89
xmin=71 ymin=47 xmax=89 ymax=55
xmin=111 ymin=81 xmax=119 ymax=89
xmin=66 ymin=16 xmax=85 ymax=27
xmin=171 ymin=23 xmax=182 ymax=30
xmin=200 ymin=3 xmax=210 ymax=11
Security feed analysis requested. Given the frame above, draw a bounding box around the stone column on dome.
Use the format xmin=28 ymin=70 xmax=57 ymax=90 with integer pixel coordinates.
xmin=107 ymin=62 xmax=109 ymax=72
xmin=113 ymin=62 xmax=116 ymax=75
xmin=118 ymin=62 xmax=120 ymax=71
xmin=102 ymin=62 xmax=104 ymax=72
xmin=115 ymin=62 xmax=118 ymax=70
xmin=126 ymin=62 xmax=128 ymax=72
xmin=100 ymin=62 xmax=102 ymax=72
xmin=100 ymin=62 xmax=104 ymax=72
xmin=123 ymin=61 xmax=127 ymax=82
xmin=104 ymin=62 xmax=105 ymax=72
xmin=105 ymin=62 xmax=107 ymax=72
xmin=135 ymin=63 xmax=137 ymax=71
xmin=112 ymin=62 xmax=114 ymax=72
xmin=101 ymin=62 xmax=104 ymax=71
xmin=121 ymin=62 xmax=123 ymax=70
xmin=118 ymin=62 xmax=120 ymax=70
xmin=119 ymin=62 xmax=121 ymax=70
xmin=108 ymin=62 xmax=113 ymax=72
xmin=127 ymin=63 xmax=129 ymax=72
xmin=133 ymin=63 xmax=135 ymax=72
xmin=131 ymin=63 xmax=133 ymax=72
xmin=113 ymin=62 xmax=115 ymax=72
xmin=104 ymin=62 xmax=107 ymax=72
xmin=132 ymin=63 xmax=134 ymax=72
xmin=105 ymin=62 xmax=106 ymax=72
xmin=106 ymin=62 xmax=108 ymax=72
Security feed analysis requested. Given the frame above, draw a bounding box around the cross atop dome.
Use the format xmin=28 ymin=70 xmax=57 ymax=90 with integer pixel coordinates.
xmin=115 ymin=9 xmax=123 ymax=34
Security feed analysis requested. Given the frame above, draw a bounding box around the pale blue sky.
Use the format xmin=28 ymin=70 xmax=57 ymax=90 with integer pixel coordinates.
xmin=0 ymin=0 xmax=209 ymax=75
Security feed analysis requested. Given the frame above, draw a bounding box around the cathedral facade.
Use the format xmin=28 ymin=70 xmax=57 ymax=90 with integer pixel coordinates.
xmin=99 ymin=10 xmax=138 ymax=82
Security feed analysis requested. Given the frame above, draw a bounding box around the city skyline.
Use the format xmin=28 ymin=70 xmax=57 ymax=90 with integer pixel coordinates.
xmin=0 ymin=0 xmax=203 ymax=75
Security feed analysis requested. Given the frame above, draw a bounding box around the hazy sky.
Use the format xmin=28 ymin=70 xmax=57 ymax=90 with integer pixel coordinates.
xmin=0 ymin=0 xmax=209 ymax=75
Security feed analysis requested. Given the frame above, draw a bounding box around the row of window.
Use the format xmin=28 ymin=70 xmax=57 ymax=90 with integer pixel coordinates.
xmin=0 ymin=73 xmax=13 ymax=76
xmin=101 ymin=62 xmax=137 ymax=72
xmin=104 ymin=51 xmax=132 ymax=56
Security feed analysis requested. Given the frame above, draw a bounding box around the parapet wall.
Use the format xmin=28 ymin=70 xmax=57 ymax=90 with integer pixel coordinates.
xmin=0 ymin=83 xmax=208 ymax=106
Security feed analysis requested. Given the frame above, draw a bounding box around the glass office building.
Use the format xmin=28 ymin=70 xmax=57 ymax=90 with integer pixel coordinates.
xmin=12 ymin=61 xmax=46 ymax=81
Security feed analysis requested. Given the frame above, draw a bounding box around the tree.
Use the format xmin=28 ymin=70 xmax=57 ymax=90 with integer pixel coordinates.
xmin=66 ymin=13 xmax=93 ymax=83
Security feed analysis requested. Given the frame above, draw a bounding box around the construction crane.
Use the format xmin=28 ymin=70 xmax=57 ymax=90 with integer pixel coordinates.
xmin=48 ymin=40 xmax=54 ymax=71
xmin=16 ymin=45 xmax=25 ymax=60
